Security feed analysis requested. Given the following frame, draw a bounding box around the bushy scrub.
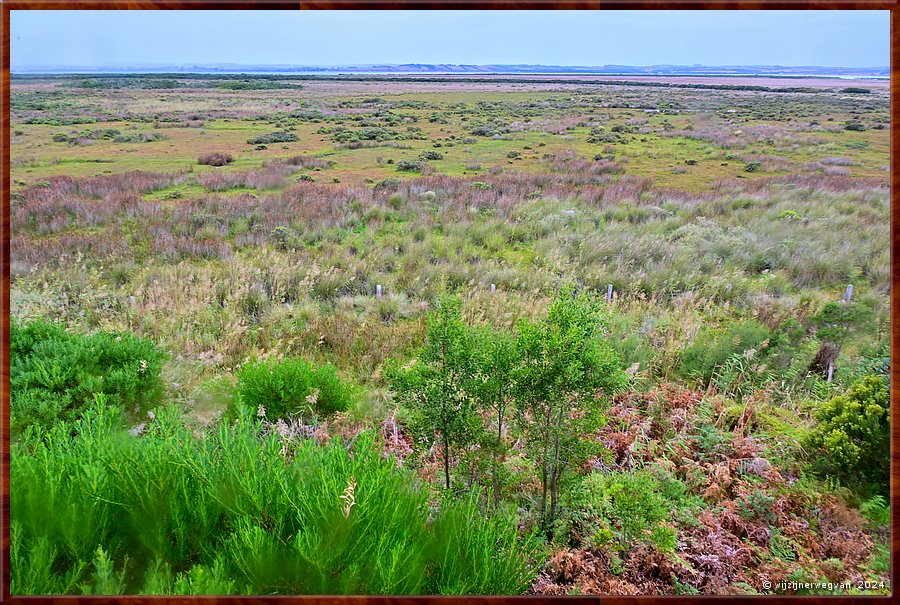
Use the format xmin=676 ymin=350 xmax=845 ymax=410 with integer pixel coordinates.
xmin=11 ymin=403 xmax=544 ymax=595
xmin=246 ymin=131 xmax=298 ymax=145
xmin=559 ymin=468 xmax=698 ymax=554
xmin=10 ymin=319 xmax=165 ymax=435
xmin=679 ymin=319 xmax=771 ymax=386
xmin=197 ymin=152 xmax=233 ymax=167
xmin=234 ymin=357 xmax=353 ymax=420
xmin=395 ymin=160 xmax=423 ymax=172
xmin=806 ymin=374 xmax=889 ymax=495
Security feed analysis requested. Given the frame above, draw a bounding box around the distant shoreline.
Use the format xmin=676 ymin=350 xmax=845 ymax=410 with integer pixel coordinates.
xmin=10 ymin=64 xmax=889 ymax=80
xmin=10 ymin=72 xmax=889 ymax=90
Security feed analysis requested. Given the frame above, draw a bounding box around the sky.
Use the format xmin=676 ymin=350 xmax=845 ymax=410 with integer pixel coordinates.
xmin=11 ymin=10 xmax=890 ymax=70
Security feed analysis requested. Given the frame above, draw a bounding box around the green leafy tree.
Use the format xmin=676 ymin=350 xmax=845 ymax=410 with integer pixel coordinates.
xmin=810 ymin=301 xmax=876 ymax=346
xmin=511 ymin=288 xmax=627 ymax=533
xmin=388 ymin=297 xmax=482 ymax=490
xmin=469 ymin=327 xmax=518 ymax=507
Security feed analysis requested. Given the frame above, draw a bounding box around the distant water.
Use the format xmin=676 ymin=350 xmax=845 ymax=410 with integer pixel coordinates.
xmin=12 ymin=69 xmax=889 ymax=80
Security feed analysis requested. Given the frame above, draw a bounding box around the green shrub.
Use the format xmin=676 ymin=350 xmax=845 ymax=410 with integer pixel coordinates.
xmin=420 ymin=150 xmax=443 ymax=161
xmin=11 ymin=404 xmax=543 ymax=595
xmin=235 ymin=357 xmax=353 ymax=420
xmin=246 ymin=131 xmax=299 ymax=145
xmin=396 ymin=160 xmax=423 ymax=172
xmin=559 ymin=469 xmax=693 ymax=554
xmin=744 ymin=161 xmax=763 ymax=173
xmin=806 ymin=374 xmax=889 ymax=495
xmin=10 ymin=320 xmax=165 ymax=435
xmin=858 ymin=495 xmax=890 ymax=527
xmin=777 ymin=209 xmax=801 ymax=221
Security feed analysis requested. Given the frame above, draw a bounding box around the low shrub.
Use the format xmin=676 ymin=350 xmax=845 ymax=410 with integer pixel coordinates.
xmin=744 ymin=161 xmax=763 ymax=173
xmin=114 ymin=132 xmax=167 ymax=144
xmin=806 ymin=374 xmax=889 ymax=495
xmin=679 ymin=320 xmax=771 ymax=386
xmin=559 ymin=469 xmax=695 ymax=554
xmin=246 ymin=131 xmax=299 ymax=145
xmin=10 ymin=319 xmax=165 ymax=435
xmin=235 ymin=357 xmax=353 ymax=420
xmin=396 ymin=160 xmax=423 ymax=172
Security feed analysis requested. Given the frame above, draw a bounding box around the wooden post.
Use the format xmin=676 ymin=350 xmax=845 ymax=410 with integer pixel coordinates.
xmin=376 ymin=284 xmax=383 ymax=299
xmin=129 ymin=295 xmax=136 ymax=306
xmin=606 ymin=284 xmax=613 ymax=302
xmin=844 ymin=284 xmax=853 ymax=303
xmin=490 ymin=283 xmax=496 ymax=294
xmin=827 ymin=360 xmax=834 ymax=383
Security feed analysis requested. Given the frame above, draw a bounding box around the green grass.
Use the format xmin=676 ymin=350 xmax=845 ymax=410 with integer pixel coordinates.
xmin=11 ymin=402 xmax=545 ymax=595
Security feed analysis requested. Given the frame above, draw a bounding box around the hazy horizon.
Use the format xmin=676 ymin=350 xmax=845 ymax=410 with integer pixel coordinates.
xmin=11 ymin=10 xmax=889 ymax=71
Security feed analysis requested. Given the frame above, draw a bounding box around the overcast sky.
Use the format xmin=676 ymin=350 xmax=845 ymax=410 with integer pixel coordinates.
xmin=11 ymin=10 xmax=890 ymax=69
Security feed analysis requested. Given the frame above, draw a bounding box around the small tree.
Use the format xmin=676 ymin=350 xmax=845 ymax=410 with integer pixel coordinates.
xmin=388 ymin=297 xmax=481 ymax=490
xmin=511 ymin=288 xmax=627 ymax=533
xmin=469 ymin=327 xmax=517 ymax=507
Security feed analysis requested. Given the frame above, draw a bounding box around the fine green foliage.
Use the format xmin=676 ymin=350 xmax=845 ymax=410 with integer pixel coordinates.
xmin=234 ymin=357 xmax=353 ymax=420
xmin=858 ymin=495 xmax=890 ymax=527
xmin=11 ymin=403 xmax=542 ymax=595
xmin=10 ymin=319 xmax=165 ymax=435
xmin=679 ymin=319 xmax=771 ymax=386
xmin=560 ymin=468 xmax=698 ymax=554
xmin=810 ymin=301 xmax=877 ymax=346
xmin=806 ymin=374 xmax=890 ymax=495
xmin=428 ymin=492 xmax=546 ymax=594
